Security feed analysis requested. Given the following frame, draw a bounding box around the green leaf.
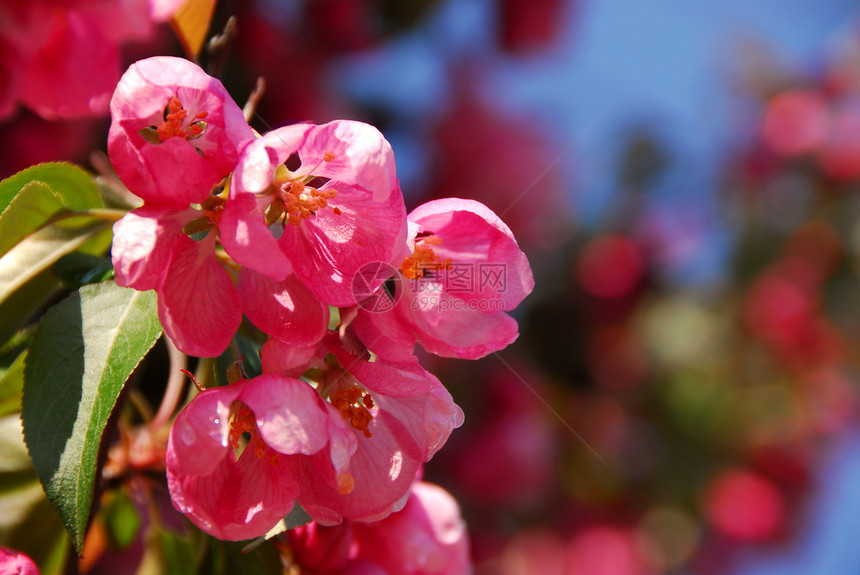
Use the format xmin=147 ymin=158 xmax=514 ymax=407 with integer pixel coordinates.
xmin=159 ymin=530 xmax=199 ymax=575
xmin=52 ymin=253 xmax=115 ymax=288
xmin=0 ymin=182 xmax=64 ymax=258
xmin=0 ymin=351 xmax=25 ymax=416
xmin=104 ymin=488 xmax=141 ymax=550
xmin=21 ymin=282 xmax=162 ymax=554
xmin=0 ymin=219 xmax=110 ymax=308
xmin=0 ymin=220 xmax=112 ymax=349
xmin=0 ymin=162 xmax=101 ymax=215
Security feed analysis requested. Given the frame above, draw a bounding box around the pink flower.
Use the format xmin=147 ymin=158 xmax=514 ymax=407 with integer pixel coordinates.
xmin=108 ymin=56 xmax=254 ymax=207
xmin=166 ymin=374 xmax=356 ymax=541
xmin=0 ymin=547 xmax=39 ymax=575
xmin=352 ymin=198 xmax=534 ymax=359
xmin=287 ymin=481 xmax=471 ymax=575
xmin=0 ymin=1 xmax=180 ymax=121
xmin=220 ymin=120 xmax=409 ymax=306
xmin=263 ymin=334 xmax=463 ymax=524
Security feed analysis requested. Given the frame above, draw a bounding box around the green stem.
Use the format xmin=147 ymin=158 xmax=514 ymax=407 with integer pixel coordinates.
xmin=47 ymin=207 xmax=129 ymax=226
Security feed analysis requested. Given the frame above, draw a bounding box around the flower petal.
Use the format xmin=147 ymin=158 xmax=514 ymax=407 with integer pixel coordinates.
xmin=167 ymin=383 xmax=243 ymax=478
xmin=111 ymin=205 xmax=194 ymax=291
xmin=166 ymin=438 xmax=298 ymax=541
xmin=296 ymin=120 xmax=399 ymax=202
xmin=260 ymin=336 xmax=321 ymax=379
xmin=18 ymin=12 xmax=117 ymax=119
xmin=157 ymin=233 xmax=241 ymax=357
xmin=278 ymin=180 xmax=409 ymax=306
xmin=220 ymin=189 xmax=291 ymax=280
xmin=240 ymin=374 xmax=355 ymax=461
xmin=238 ymin=269 xmax=328 ymax=347
xmin=411 ymin=303 xmax=520 ymax=360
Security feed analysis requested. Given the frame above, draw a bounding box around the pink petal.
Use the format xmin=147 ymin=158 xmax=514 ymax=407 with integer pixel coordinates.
xmin=238 ymin=269 xmax=328 ymax=347
xmin=412 ymin=303 xmax=520 ymax=360
xmin=221 ymin=132 xmax=309 ymax=280
xmin=167 ymin=383 xmax=244 ymax=478
xmin=111 ymin=205 xmax=195 ymax=291
xmin=240 ymin=374 xmax=355 ymax=460
xmin=286 ymin=522 xmax=354 ymax=573
xmin=297 ymin=120 xmax=400 ymax=202
xmin=148 ymin=0 xmax=186 ymax=21
xmin=293 ymin=340 xmax=463 ymax=524
xmin=228 ymin=123 xmax=409 ymax=304
xmin=0 ymin=546 xmax=40 ymax=575
xmin=157 ymin=233 xmax=242 ymax=357
xmin=260 ymin=336 xmax=321 ymax=379
xmin=348 ymin=305 xmax=418 ymax=364
xmin=220 ymin=189 xmax=291 ymax=280
xmin=352 ymin=482 xmax=471 ymax=575
xmin=77 ymin=0 xmax=153 ymax=43
xmin=333 ymin=347 xmax=464 ymax=458
xmin=233 ymin=127 xmax=310 ymax=194
xmin=166 ymin=439 xmax=298 ymax=541
xmin=292 ymin=419 xmax=420 ymax=524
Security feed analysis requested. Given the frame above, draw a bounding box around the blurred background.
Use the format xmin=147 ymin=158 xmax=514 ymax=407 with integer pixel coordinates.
xmin=5 ymin=0 xmax=860 ymax=573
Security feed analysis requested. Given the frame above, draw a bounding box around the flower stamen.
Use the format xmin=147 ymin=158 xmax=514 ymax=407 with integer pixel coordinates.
xmin=330 ymin=387 xmax=374 ymax=438
xmin=272 ymin=179 xmax=340 ymax=226
xmin=228 ymin=402 xmax=278 ymax=465
xmin=401 ymin=234 xmax=450 ymax=280
xmin=156 ymin=96 xmax=208 ymax=142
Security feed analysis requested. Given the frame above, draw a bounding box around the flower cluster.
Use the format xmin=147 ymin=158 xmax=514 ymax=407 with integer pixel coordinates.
xmin=108 ymin=56 xmax=533 ymax=544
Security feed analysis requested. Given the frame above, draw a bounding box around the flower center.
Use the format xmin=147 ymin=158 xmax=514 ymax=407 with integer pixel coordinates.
xmin=264 ymin=153 xmax=343 ymax=228
xmin=330 ymin=386 xmax=375 ymax=439
xmin=401 ymin=232 xmax=450 ymax=280
xmin=270 ymin=179 xmax=340 ymax=227
xmin=138 ymin=96 xmax=208 ymax=146
xmin=318 ymin=356 xmax=376 ymax=438
xmin=228 ymin=401 xmax=278 ymax=465
xmin=182 ymin=193 xmax=226 ymax=238
xmin=158 ymin=96 xmax=208 ymax=141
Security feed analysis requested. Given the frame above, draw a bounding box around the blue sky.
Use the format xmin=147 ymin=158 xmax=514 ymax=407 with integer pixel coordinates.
xmin=333 ymin=0 xmax=858 ymax=285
